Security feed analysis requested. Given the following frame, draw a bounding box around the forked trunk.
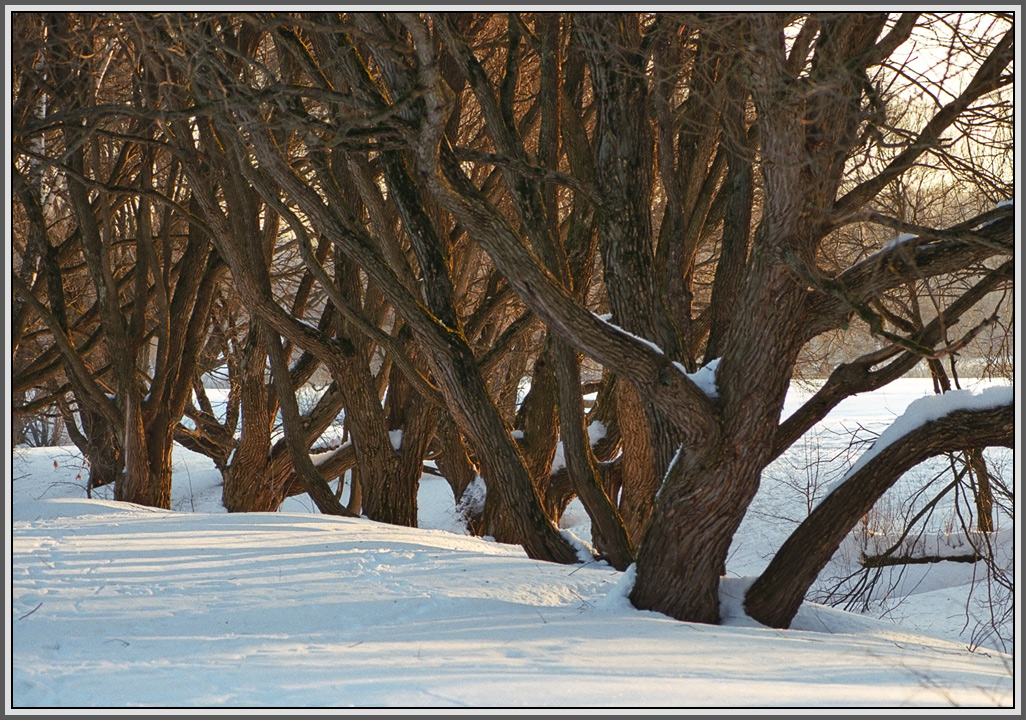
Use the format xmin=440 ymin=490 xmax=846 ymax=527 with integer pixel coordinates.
xmin=222 ymin=326 xmax=280 ymax=512
xmin=115 ymin=396 xmax=173 ymax=509
xmin=630 ymin=247 xmax=809 ymax=623
xmin=630 ymin=453 xmax=762 ymax=623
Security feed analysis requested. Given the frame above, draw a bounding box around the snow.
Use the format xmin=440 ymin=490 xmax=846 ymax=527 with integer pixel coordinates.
xmin=388 ymin=429 xmax=403 ymax=451
xmin=975 ymin=199 xmax=1014 ymax=229
xmin=657 ymin=444 xmax=684 ymax=497
xmin=455 ymin=475 xmax=486 ymax=519
xmin=677 ymin=357 xmax=721 ymax=399
xmin=861 ymin=231 xmax=922 ymax=265
xmin=551 ymin=442 xmax=566 ymax=474
xmin=823 ymin=385 xmax=1012 ymax=493
xmin=592 ymin=314 xmax=666 ymax=356
xmin=551 ymin=420 xmax=608 ymax=475
xmin=589 ymin=314 xmax=721 ymax=399
xmin=587 ymin=420 xmax=607 ymax=445
xmin=311 ymin=441 xmax=351 ymax=467
xmin=884 ymin=232 xmax=918 ymax=251
xmin=7 ymin=379 xmax=1017 ymax=708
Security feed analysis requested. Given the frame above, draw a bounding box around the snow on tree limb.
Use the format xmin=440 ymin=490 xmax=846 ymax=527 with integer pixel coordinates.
xmin=745 ymin=387 xmax=1013 ymax=629
xmin=824 ymin=385 xmax=1013 ymax=495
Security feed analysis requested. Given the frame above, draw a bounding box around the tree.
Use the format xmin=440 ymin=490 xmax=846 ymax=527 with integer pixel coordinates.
xmin=11 ymin=11 xmax=1013 ymax=627
xmin=12 ymin=13 xmax=225 ymax=507
xmin=387 ymin=11 xmax=1013 ymax=622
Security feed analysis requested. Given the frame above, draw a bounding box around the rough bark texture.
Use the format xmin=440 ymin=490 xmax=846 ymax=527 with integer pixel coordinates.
xmin=615 ymin=382 xmax=661 ymax=541
xmin=14 ymin=13 xmax=1012 ymax=629
xmin=551 ymin=338 xmax=634 ymax=569
xmin=222 ymin=325 xmax=279 ymax=512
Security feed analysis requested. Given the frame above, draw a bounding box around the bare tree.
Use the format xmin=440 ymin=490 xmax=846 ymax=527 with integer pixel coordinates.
xmin=11 ymin=11 xmax=1012 ymax=627
xmin=12 ymin=13 xmax=226 ymax=507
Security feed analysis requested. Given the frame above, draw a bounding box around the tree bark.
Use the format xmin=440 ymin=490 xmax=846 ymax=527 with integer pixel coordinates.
xmin=222 ymin=324 xmax=279 ymax=512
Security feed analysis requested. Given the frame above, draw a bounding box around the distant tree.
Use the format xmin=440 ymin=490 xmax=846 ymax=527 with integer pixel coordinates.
xmin=12 ymin=13 xmax=225 ymax=506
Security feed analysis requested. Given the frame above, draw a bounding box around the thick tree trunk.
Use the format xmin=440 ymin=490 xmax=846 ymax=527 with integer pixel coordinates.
xmin=388 ymin=378 xmax=436 ymax=528
xmin=630 ymin=453 xmax=762 ymax=623
xmin=222 ymin=326 xmax=282 ymax=512
xmin=632 ymin=244 xmax=809 ymax=622
xmin=331 ymin=358 xmax=406 ymax=525
xmin=224 ymin=453 xmax=282 ymax=513
xmin=115 ymin=394 xmax=173 ymax=509
xmin=342 ymin=353 xmax=437 ymax=529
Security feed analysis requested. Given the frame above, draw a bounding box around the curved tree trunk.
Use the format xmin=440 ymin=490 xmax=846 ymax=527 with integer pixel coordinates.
xmin=432 ymin=339 xmax=580 ymax=564
xmin=265 ymin=327 xmax=355 ymax=518
xmin=744 ymin=402 xmax=1014 ymax=629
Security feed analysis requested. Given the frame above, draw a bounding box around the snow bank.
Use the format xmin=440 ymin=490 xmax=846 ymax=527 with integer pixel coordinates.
xmin=13 ymin=504 xmax=1012 ymax=707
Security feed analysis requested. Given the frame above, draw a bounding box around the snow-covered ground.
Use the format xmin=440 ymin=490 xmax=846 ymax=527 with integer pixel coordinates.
xmin=7 ymin=379 xmax=1017 ymax=708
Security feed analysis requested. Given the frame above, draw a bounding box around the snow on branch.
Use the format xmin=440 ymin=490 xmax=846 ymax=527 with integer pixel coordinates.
xmin=826 ymin=385 xmax=1012 ymax=495
xmin=592 ymin=313 xmax=721 ymax=399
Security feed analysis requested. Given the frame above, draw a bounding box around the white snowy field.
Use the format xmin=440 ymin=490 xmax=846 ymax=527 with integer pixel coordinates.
xmin=7 ymin=379 xmax=1018 ymax=709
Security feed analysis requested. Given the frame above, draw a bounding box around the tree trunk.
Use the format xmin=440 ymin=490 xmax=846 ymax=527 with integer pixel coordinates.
xmin=632 ymin=245 xmax=809 ymax=622
xmin=551 ymin=338 xmax=633 ymax=569
xmin=434 ymin=416 xmax=477 ymax=505
xmin=222 ymin=325 xmax=282 ymax=512
xmin=265 ymin=327 xmax=355 ymax=518
xmin=967 ymin=449 xmax=994 ymax=533
xmin=744 ymin=402 xmax=1013 ymax=629
xmin=387 ymin=363 xmax=437 ymax=528
xmin=630 ymin=452 xmax=762 ymax=623
xmin=61 ymin=402 xmax=123 ymax=494
xmin=432 ymin=339 xmax=580 ymax=563
xmin=115 ymin=393 xmax=173 ymax=509
xmin=615 ymin=381 xmax=663 ymax=541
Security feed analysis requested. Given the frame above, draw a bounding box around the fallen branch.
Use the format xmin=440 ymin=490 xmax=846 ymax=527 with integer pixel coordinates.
xmin=861 ymin=552 xmax=979 ymax=568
